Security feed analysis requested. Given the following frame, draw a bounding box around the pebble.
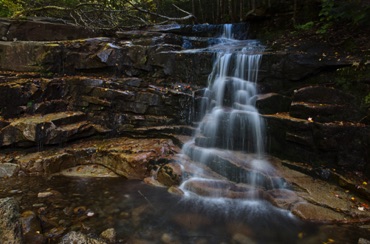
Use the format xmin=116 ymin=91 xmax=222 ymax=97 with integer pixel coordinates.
xmin=37 ymin=191 xmax=54 ymax=198
xmin=100 ymin=228 xmax=117 ymax=243
xmin=73 ymin=206 xmax=87 ymax=215
xmin=32 ymin=203 xmax=45 ymax=208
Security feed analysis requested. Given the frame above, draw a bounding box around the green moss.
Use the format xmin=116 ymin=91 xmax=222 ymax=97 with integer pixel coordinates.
xmin=295 ymin=21 xmax=315 ymax=31
xmin=364 ymin=93 xmax=370 ymax=106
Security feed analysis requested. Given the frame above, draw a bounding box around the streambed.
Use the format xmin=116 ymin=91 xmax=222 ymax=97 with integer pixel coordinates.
xmin=0 ymin=176 xmax=368 ymax=243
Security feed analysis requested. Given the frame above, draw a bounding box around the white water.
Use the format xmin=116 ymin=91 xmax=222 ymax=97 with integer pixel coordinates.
xmin=179 ymin=24 xmax=275 ymax=199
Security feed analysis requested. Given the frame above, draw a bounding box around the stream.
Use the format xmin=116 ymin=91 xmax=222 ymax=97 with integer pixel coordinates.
xmin=1 ymin=176 xmax=368 ymax=243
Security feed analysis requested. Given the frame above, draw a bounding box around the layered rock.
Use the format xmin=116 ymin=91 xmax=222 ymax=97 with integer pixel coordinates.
xmin=0 ymin=136 xmax=181 ymax=178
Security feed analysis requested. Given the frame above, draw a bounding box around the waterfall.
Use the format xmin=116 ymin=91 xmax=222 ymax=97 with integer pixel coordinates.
xmin=179 ymin=24 xmax=280 ymax=200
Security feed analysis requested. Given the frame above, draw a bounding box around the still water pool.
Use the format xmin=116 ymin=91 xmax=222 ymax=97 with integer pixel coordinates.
xmin=0 ymin=176 xmax=368 ymax=243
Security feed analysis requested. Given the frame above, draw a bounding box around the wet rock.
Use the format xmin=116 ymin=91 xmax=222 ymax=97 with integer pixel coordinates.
xmin=168 ymin=186 xmax=184 ymax=196
xmin=100 ymin=228 xmax=116 ymax=243
xmin=46 ymin=226 xmax=67 ymax=241
xmin=0 ymin=163 xmax=20 ymax=177
xmin=132 ymin=204 xmax=150 ymax=227
xmin=227 ymin=222 xmax=254 ymax=240
xmin=0 ymin=197 xmax=23 ymax=244
xmin=291 ymin=202 xmax=346 ymax=222
xmin=20 ymin=210 xmax=45 ymax=244
xmin=143 ymin=177 xmax=165 ymax=187
xmin=59 ymin=164 xmax=119 ymax=178
xmin=181 ymin=179 xmax=276 ymax=204
xmin=275 ymin=159 xmax=370 ymax=222
xmin=172 ymin=213 xmax=212 ymax=231
xmin=7 ymin=137 xmax=180 ymax=178
xmin=232 ymin=233 xmax=257 ymax=244
xmin=59 ymin=231 xmax=106 ymax=244
xmin=266 ymin=189 xmax=302 ymax=210
xmin=156 ymin=162 xmax=182 ymax=186
xmin=185 ymin=144 xmax=282 ymax=189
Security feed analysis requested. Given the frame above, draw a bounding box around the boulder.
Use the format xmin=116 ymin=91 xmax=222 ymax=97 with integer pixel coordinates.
xmin=0 ymin=197 xmax=23 ymax=244
xmin=0 ymin=163 xmax=20 ymax=178
xmin=20 ymin=210 xmax=45 ymax=244
xmin=156 ymin=162 xmax=182 ymax=186
xmin=59 ymin=231 xmax=106 ymax=244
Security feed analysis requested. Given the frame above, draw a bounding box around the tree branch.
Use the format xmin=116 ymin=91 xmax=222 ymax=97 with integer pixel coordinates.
xmin=125 ymin=0 xmax=196 ymax=22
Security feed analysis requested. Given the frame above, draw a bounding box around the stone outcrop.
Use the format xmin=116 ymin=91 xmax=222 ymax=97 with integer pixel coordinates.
xmin=264 ymin=113 xmax=370 ymax=174
xmin=289 ymin=86 xmax=360 ymax=122
xmin=0 ymin=136 xmax=181 ymax=178
xmin=0 ymin=76 xmax=194 ymax=147
xmin=0 ymin=111 xmax=103 ymax=147
xmin=0 ymin=18 xmax=101 ymax=41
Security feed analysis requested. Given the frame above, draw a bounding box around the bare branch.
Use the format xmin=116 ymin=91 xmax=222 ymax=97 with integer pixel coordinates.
xmin=124 ymin=0 xmax=196 ymax=22
xmin=12 ymin=1 xmax=197 ymax=30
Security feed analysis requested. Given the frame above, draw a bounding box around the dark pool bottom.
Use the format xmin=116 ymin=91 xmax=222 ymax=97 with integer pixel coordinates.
xmin=0 ymin=176 xmax=367 ymax=243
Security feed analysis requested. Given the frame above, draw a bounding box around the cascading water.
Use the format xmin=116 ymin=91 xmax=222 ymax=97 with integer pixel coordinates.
xmin=179 ymin=24 xmax=283 ymax=200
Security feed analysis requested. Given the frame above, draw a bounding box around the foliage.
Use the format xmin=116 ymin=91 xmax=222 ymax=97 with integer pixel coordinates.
xmin=364 ymin=93 xmax=370 ymax=106
xmin=0 ymin=0 xmax=196 ymax=29
xmin=295 ymin=21 xmax=315 ymax=31
xmin=317 ymin=0 xmax=370 ymax=34
xmin=0 ymin=0 xmax=21 ymax=17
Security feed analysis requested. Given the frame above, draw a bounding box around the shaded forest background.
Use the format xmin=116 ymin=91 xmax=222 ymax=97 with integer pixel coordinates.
xmin=0 ymin=0 xmax=369 ymax=32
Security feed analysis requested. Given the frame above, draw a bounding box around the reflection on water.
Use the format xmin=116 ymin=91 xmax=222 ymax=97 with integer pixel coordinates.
xmin=0 ymin=176 xmax=367 ymax=243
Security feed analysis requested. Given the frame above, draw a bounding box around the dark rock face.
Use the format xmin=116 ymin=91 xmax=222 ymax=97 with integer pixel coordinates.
xmin=290 ymin=86 xmax=360 ymax=122
xmin=0 ymin=76 xmax=194 ymax=148
xmin=256 ymin=93 xmax=291 ymax=115
xmin=264 ymin=114 xmax=370 ymax=173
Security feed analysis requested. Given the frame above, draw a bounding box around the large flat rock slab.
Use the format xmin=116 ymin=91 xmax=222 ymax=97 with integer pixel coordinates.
xmin=0 ymin=136 xmax=181 ymax=179
xmin=274 ymin=158 xmax=370 ymax=223
xmin=0 ymin=111 xmax=106 ymax=147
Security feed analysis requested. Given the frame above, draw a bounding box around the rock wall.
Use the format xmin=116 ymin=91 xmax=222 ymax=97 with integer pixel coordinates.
xmin=0 ymin=18 xmax=369 ymax=177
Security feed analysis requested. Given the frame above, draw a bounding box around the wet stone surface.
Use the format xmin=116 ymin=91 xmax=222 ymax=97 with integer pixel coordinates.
xmin=0 ymin=176 xmax=369 ymax=244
